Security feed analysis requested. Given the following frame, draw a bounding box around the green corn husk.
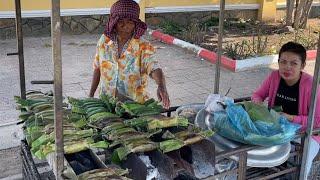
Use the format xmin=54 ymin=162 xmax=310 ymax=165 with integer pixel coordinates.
xmin=90 ymin=141 xmax=109 ymax=149
xmin=100 ymin=94 xmax=118 ymax=113
xmin=35 ymin=109 xmax=54 ymax=117
xmin=108 ymin=129 xmax=162 ymax=148
xmin=88 ymin=117 xmax=123 ymax=130
xmin=64 ymin=139 xmax=92 ymax=154
xmin=25 ymin=126 xmax=44 ymax=144
xmin=129 ymin=142 xmax=158 ymax=153
xmin=183 ymin=135 xmax=206 ymax=146
xmin=15 ymin=96 xmax=51 ymax=108
xmin=144 ymin=98 xmax=156 ymax=106
xmin=147 ymin=117 xmax=189 ymax=130
xmin=34 ymin=137 xmax=104 ymax=159
xmin=102 ymin=122 xmax=126 ymax=134
xmin=34 ymin=138 xmax=93 ymax=159
xmin=115 ymin=105 xmax=126 ymax=117
xmin=118 ymin=99 xmax=162 ymax=117
xmin=88 ymin=112 xmax=119 ymax=123
xmin=19 ymin=111 xmax=33 ymax=121
xmin=112 ymin=140 xmax=157 ymax=162
xmin=31 ymin=134 xmax=54 ymax=154
xmin=175 ymin=129 xmax=214 ymax=141
xmin=73 ymin=118 xmax=88 ymax=128
xmin=112 ymin=147 xmax=131 ymax=163
xmin=124 ymin=116 xmax=153 ymax=128
xmin=62 ymin=129 xmax=95 ymax=141
xmin=78 ymin=167 xmax=130 ymax=180
xmin=71 ymin=106 xmax=86 ymax=114
xmin=34 ymin=142 xmax=55 ymax=159
xmin=86 ymin=107 xmax=108 ymax=116
xmin=108 ymin=132 xmax=147 ymax=148
xmin=43 ymin=124 xmax=77 ymax=134
xmin=174 ymin=131 xmax=191 ymax=140
xmin=159 ymin=139 xmax=184 ymax=153
xmin=123 ymin=138 xmax=158 ymax=153
xmin=106 ymin=128 xmax=137 ymax=141
xmin=119 ymin=103 xmax=136 ymax=116
xmin=31 ymin=129 xmax=93 ymax=155
xmin=67 ymin=96 xmax=82 ymax=106
xmin=199 ymin=129 xmax=215 ymax=137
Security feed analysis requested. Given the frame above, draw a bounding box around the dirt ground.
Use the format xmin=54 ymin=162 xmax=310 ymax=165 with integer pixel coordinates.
xmin=166 ymin=18 xmax=320 ymax=60
xmin=0 ymin=147 xmax=21 ymax=179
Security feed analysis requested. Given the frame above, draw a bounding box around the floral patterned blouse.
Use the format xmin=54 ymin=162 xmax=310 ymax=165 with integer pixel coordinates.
xmin=93 ymin=34 xmax=159 ymax=103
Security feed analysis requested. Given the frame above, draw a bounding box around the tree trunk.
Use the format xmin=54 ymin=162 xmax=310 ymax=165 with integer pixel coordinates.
xmin=286 ymin=0 xmax=295 ymax=26
xmin=300 ymin=0 xmax=313 ymax=28
xmin=293 ymin=0 xmax=300 ymax=23
xmin=293 ymin=0 xmax=307 ymax=29
xmin=293 ymin=0 xmax=314 ymax=29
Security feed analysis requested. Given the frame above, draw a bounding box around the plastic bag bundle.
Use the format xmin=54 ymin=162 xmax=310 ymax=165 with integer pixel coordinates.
xmin=205 ymin=94 xmax=234 ymax=113
xmin=212 ymin=101 xmax=301 ymax=146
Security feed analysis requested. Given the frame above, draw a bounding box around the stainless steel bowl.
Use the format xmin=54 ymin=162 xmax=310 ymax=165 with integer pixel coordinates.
xmin=176 ymin=103 xmax=205 ymax=122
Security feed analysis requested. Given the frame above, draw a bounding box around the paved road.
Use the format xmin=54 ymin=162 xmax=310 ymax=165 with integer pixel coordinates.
xmin=0 ymin=34 xmax=316 ymax=178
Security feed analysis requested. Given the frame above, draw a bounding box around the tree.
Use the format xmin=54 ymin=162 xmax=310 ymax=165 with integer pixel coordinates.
xmin=286 ymin=0 xmax=314 ymax=29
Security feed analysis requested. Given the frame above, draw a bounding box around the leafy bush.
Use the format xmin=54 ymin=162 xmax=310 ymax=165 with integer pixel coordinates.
xmin=181 ymin=23 xmax=205 ymax=45
xmin=294 ymin=27 xmax=319 ymax=50
xmin=201 ymin=16 xmax=219 ymax=28
xmin=160 ymin=21 xmax=183 ymax=35
xmin=224 ymin=33 xmax=272 ymax=60
xmin=224 ymin=40 xmax=253 ymax=60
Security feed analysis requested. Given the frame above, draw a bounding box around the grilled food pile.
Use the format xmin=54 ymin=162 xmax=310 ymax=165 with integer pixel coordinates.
xmin=16 ymin=91 xmax=108 ymax=159
xmin=16 ymin=90 xmax=213 ymax=178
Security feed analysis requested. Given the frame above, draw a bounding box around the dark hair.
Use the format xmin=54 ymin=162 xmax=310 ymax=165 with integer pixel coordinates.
xmin=279 ymin=42 xmax=307 ymax=64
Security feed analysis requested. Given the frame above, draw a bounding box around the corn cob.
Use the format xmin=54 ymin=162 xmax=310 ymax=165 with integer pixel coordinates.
xmin=78 ymin=168 xmax=130 ymax=180
xmin=159 ymin=139 xmax=184 ymax=153
xmin=71 ymin=106 xmax=86 ymax=114
xmin=147 ymin=117 xmax=189 ymax=130
xmin=88 ymin=112 xmax=119 ymax=123
xmin=102 ymin=122 xmax=126 ymax=134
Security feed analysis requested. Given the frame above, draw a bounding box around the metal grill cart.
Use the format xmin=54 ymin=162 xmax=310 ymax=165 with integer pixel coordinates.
xmin=9 ymin=0 xmax=320 ymax=179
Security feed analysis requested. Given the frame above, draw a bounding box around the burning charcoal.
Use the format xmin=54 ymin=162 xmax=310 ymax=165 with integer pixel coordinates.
xmin=162 ymin=130 xmax=176 ymax=139
xmin=174 ymin=170 xmax=199 ymax=180
xmin=191 ymin=147 xmax=215 ymax=179
xmin=69 ymin=160 xmax=91 ymax=175
xmin=139 ymin=155 xmax=161 ymax=180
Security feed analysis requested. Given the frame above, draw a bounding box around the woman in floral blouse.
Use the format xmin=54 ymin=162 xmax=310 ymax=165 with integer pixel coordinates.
xmin=89 ymin=0 xmax=170 ymax=109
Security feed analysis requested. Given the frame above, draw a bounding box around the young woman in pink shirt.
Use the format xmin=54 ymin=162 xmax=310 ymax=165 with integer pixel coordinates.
xmin=252 ymin=42 xmax=320 ymax=175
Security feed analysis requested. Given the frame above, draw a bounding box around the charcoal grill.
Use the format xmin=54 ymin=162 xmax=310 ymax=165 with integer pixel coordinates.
xmin=105 ymin=138 xmax=215 ymax=179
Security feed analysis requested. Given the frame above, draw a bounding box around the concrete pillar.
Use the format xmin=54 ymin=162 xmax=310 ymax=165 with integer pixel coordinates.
xmin=258 ymin=0 xmax=277 ymax=22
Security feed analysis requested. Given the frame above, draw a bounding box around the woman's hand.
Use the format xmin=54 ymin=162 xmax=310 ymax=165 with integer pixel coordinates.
xmin=280 ymin=112 xmax=295 ymax=121
xmin=157 ymin=85 xmax=170 ymax=109
xmin=150 ymin=68 xmax=170 ymax=109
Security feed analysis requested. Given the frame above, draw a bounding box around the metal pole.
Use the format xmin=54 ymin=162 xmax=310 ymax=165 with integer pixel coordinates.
xmin=214 ymin=0 xmax=225 ymax=94
xmin=51 ymin=0 xmax=64 ymax=178
xmin=238 ymin=151 xmax=247 ymax=180
xmin=14 ymin=0 xmax=26 ymax=99
xmin=299 ymin=33 xmax=320 ymax=179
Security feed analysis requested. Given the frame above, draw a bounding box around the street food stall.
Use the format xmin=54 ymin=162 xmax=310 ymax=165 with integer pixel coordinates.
xmin=9 ymin=0 xmax=320 ymax=179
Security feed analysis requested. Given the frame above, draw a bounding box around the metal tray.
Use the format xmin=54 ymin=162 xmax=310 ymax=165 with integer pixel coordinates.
xmin=176 ymin=103 xmax=206 ymax=122
xmin=195 ymin=108 xmax=291 ymax=167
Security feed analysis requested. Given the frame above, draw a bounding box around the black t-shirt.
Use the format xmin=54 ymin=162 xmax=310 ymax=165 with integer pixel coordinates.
xmin=274 ymin=78 xmax=300 ymax=115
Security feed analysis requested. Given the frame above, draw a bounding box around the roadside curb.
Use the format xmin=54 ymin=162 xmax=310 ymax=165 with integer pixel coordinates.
xmin=148 ymin=29 xmax=317 ymax=72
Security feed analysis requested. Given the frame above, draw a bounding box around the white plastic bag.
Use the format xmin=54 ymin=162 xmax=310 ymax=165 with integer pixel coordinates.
xmin=205 ymin=94 xmax=234 ymax=113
